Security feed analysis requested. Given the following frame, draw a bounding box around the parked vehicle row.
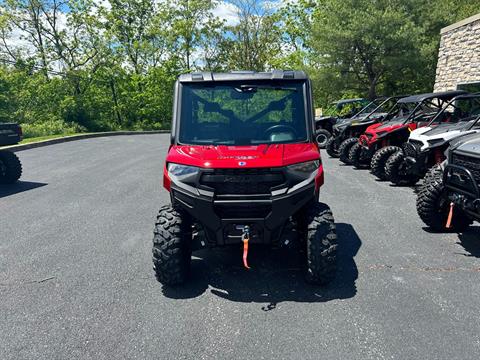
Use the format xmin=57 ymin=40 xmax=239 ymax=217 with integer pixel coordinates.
xmin=0 ymin=123 xmax=23 ymax=184
xmin=323 ymin=91 xmax=480 ymax=232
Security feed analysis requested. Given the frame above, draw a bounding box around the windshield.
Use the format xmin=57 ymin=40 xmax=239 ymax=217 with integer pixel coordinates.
xmin=383 ymin=100 xmax=442 ymax=124
xmin=323 ymin=99 xmax=368 ymax=117
xmin=429 ymin=96 xmax=480 ymax=125
xmin=352 ymin=100 xmax=383 ymax=119
xmin=178 ymin=82 xmax=308 ymax=145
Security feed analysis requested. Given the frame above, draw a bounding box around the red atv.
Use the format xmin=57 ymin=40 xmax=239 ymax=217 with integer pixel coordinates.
xmin=152 ymin=70 xmax=337 ymax=286
xmin=349 ymin=91 xmax=466 ymax=180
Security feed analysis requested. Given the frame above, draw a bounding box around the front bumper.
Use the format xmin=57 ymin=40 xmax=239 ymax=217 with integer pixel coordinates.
xmin=169 ymin=172 xmax=318 ymax=246
xmin=444 ymin=164 xmax=480 ymax=220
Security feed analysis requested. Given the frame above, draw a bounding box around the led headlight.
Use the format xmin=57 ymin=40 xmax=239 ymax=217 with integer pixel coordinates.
xmin=287 ymin=160 xmax=320 ymax=174
xmin=167 ymin=163 xmax=199 ymax=177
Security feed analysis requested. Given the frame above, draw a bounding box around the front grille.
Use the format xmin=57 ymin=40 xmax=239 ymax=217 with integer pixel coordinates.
xmin=214 ymin=203 xmax=271 ymax=218
xmin=200 ymin=168 xmax=285 ymax=195
xmin=452 ymin=153 xmax=480 ymax=183
xmin=404 ymin=140 xmax=423 ymax=157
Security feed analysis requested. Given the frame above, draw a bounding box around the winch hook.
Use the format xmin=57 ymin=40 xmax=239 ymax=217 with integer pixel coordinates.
xmin=242 ymin=226 xmax=251 ymax=269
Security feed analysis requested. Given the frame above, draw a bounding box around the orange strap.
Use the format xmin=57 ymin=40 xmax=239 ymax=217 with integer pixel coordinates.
xmin=242 ymin=235 xmax=250 ymax=269
xmin=446 ymin=202 xmax=454 ymax=229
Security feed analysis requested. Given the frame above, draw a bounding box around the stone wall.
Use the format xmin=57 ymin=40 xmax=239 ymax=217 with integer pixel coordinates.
xmin=434 ymin=13 xmax=480 ymax=92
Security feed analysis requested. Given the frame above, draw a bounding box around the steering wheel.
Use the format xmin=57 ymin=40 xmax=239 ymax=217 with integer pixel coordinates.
xmin=264 ymin=124 xmax=298 ymax=139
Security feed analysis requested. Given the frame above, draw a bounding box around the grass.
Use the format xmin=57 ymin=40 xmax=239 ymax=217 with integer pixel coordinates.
xmin=19 ymin=133 xmax=87 ymax=144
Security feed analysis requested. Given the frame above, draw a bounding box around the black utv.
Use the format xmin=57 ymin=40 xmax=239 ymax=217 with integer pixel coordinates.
xmin=326 ymin=96 xmax=406 ymax=162
xmin=0 ymin=123 xmax=23 ymax=184
xmin=417 ymin=132 xmax=480 ymax=231
xmin=315 ymin=98 xmax=369 ymax=147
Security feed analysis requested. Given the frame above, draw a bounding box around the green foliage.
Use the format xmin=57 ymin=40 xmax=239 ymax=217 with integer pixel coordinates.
xmin=22 ymin=120 xmax=84 ymax=138
xmin=308 ymin=0 xmax=480 ymax=103
xmin=0 ymin=0 xmax=479 ymax=136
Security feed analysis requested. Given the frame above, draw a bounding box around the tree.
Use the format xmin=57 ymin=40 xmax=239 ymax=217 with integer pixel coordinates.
xmin=311 ymin=0 xmax=425 ymax=99
xmin=160 ymin=0 xmax=223 ymax=71
xmin=225 ymin=0 xmax=283 ymax=71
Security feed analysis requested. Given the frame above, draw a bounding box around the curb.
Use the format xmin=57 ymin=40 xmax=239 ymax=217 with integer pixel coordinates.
xmin=2 ymin=130 xmax=170 ymax=152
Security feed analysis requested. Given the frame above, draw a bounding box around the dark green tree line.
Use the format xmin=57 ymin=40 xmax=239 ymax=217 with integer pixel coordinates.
xmin=0 ymin=0 xmax=478 ymax=138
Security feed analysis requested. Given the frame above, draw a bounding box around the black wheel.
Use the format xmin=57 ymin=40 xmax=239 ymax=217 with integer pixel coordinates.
xmin=416 ymin=166 xmax=472 ymax=232
xmin=305 ymin=202 xmax=337 ymax=285
xmin=349 ymin=143 xmax=369 ymax=168
xmin=370 ymin=146 xmax=401 ymax=180
xmin=339 ymin=137 xmax=359 ymax=164
xmin=325 ymin=137 xmax=340 ymax=158
xmin=385 ymin=150 xmax=420 ymax=186
xmin=315 ymin=129 xmax=331 ymax=149
xmin=152 ymin=205 xmax=192 ymax=286
xmin=0 ymin=150 xmax=22 ymax=184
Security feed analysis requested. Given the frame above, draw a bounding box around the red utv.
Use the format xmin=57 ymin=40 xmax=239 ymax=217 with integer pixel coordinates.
xmin=349 ymin=91 xmax=466 ymax=180
xmin=152 ymin=70 xmax=337 ymax=286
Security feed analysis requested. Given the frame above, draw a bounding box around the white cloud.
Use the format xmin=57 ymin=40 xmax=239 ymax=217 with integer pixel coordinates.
xmin=212 ymin=1 xmax=240 ymax=26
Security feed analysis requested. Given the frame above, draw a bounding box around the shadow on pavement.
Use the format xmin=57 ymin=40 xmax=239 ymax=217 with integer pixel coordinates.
xmin=457 ymin=226 xmax=480 ymax=258
xmin=162 ymin=223 xmax=360 ymax=308
xmin=0 ymin=181 xmax=47 ymax=198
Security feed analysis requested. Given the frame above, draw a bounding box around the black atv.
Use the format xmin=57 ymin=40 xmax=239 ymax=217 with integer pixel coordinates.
xmin=326 ymin=96 xmax=406 ymax=163
xmin=416 ymin=131 xmax=480 ymax=232
xmin=315 ymin=98 xmax=368 ymax=148
xmin=0 ymin=123 xmax=23 ymax=184
xmin=386 ymin=94 xmax=480 ymax=186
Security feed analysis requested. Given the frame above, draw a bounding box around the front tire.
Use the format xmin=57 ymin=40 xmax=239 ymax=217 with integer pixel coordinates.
xmin=370 ymin=146 xmax=401 ymax=180
xmin=0 ymin=150 xmax=22 ymax=184
xmin=316 ymin=129 xmax=331 ymax=149
xmin=152 ymin=205 xmax=192 ymax=286
xmin=339 ymin=137 xmax=358 ymax=164
xmin=305 ymin=202 xmax=337 ymax=285
xmin=349 ymin=143 xmax=369 ymax=168
xmin=326 ymin=137 xmax=340 ymax=158
xmin=416 ymin=166 xmax=472 ymax=232
xmin=385 ymin=150 xmax=420 ymax=186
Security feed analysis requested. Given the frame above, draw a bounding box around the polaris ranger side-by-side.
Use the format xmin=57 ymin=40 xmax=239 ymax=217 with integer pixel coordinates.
xmin=0 ymin=123 xmax=23 ymax=184
xmin=349 ymin=91 xmax=466 ymax=180
xmin=386 ymin=94 xmax=480 ymax=185
xmin=153 ymin=71 xmax=337 ymax=286
xmin=416 ymin=132 xmax=480 ymax=231
xmin=315 ymin=98 xmax=369 ymax=148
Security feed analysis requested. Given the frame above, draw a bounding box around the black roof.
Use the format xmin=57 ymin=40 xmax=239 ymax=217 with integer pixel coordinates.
xmin=178 ymin=70 xmax=308 ymax=82
xmin=449 ymin=93 xmax=480 ymax=100
xmin=398 ymin=90 xmax=468 ymax=103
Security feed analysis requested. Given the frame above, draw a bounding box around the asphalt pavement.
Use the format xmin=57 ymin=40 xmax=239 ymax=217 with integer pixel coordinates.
xmin=1 ymin=134 xmax=479 ymax=359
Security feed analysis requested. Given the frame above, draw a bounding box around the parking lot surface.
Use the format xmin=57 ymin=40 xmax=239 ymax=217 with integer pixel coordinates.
xmin=1 ymin=134 xmax=479 ymax=359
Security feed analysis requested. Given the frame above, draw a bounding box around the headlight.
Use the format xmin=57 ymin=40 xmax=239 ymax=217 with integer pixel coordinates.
xmin=167 ymin=163 xmax=199 ymax=176
xmin=287 ymin=160 xmax=320 ymax=174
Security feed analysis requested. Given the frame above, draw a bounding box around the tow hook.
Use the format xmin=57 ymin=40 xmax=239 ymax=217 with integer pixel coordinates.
xmin=242 ymin=225 xmax=251 ymax=269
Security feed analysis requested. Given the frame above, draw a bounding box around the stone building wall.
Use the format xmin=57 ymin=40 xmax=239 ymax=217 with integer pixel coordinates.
xmin=434 ymin=13 xmax=480 ymax=92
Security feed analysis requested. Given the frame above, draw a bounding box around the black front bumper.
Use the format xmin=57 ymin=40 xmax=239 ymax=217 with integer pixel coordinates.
xmin=170 ymin=174 xmax=317 ymax=246
xmin=444 ymin=163 xmax=480 ymax=220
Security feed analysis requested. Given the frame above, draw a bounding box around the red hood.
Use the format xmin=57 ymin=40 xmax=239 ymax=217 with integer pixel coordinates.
xmin=365 ymin=121 xmax=405 ymax=135
xmin=166 ymin=143 xmax=320 ymax=168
